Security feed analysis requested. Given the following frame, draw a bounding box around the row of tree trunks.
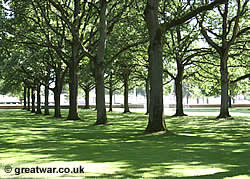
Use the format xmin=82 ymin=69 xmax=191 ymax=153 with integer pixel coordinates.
xmin=23 ymin=84 xmax=50 ymax=115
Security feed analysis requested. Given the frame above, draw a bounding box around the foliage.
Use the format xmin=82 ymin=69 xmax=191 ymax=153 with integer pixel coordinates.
xmin=0 ymin=0 xmax=249 ymax=117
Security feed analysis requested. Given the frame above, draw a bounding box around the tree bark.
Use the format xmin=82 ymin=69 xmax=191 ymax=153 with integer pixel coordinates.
xmin=174 ymin=65 xmax=186 ymax=116
xmin=123 ymin=77 xmax=130 ymax=113
xmin=67 ymin=0 xmax=80 ymax=120
xmin=53 ymin=89 xmax=61 ymax=118
xmin=53 ymin=71 xmax=62 ymax=118
xmin=174 ymin=79 xmax=186 ymax=116
xmin=44 ymin=85 xmax=50 ymax=115
xmin=232 ymin=96 xmax=235 ymax=104
xmin=145 ymin=0 xmax=167 ymax=133
xmin=228 ymin=95 xmax=232 ymax=108
xmin=84 ymin=88 xmax=90 ymax=109
xmin=23 ymin=85 xmax=27 ymax=110
xmin=36 ymin=83 xmax=42 ymax=114
xmin=109 ymin=87 xmax=113 ymax=112
xmin=31 ymin=88 xmax=36 ymax=113
xmin=217 ymin=55 xmax=231 ymax=118
xmin=95 ymin=0 xmax=107 ymax=125
xmin=27 ymin=87 xmax=30 ymax=111
xmin=218 ymin=3 xmax=231 ymax=118
xmin=67 ymin=62 xmax=80 ymax=120
xmin=108 ymin=72 xmax=113 ymax=112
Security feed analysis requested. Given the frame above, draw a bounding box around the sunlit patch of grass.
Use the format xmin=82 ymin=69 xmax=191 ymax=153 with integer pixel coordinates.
xmin=0 ymin=109 xmax=249 ymax=178
xmin=165 ymin=163 xmax=228 ymax=177
xmin=225 ymin=175 xmax=250 ymax=179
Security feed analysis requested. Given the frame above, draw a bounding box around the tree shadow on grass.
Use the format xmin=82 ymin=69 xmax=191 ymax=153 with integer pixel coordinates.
xmin=0 ymin=110 xmax=249 ymax=178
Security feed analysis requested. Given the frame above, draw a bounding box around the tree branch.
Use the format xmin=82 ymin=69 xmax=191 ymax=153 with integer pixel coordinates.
xmin=161 ymin=0 xmax=226 ymax=32
xmin=231 ymin=73 xmax=250 ymax=84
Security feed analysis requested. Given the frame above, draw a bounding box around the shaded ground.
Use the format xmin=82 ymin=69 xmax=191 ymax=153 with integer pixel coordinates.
xmin=0 ymin=109 xmax=249 ymax=178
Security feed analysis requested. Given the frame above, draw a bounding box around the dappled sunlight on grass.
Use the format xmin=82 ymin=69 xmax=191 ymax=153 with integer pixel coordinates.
xmin=164 ymin=163 xmax=228 ymax=177
xmin=0 ymin=109 xmax=249 ymax=178
xmin=225 ymin=175 xmax=250 ymax=179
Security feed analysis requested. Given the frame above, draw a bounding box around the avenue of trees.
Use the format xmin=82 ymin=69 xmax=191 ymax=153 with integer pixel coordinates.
xmin=0 ymin=0 xmax=249 ymax=133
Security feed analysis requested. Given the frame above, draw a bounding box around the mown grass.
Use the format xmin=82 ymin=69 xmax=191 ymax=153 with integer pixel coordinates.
xmin=0 ymin=109 xmax=249 ymax=178
xmin=183 ymin=107 xmax=250 ymax=114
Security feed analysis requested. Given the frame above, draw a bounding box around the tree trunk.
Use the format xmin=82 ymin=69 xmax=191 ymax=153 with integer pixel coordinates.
xmin=95 ymin=0 xmax=107 ymax=125
xmin=67 ymin=63 xmax=80 ymax=120
xmin=31 ymin=88 xmax=36 ymax=113
xmin=186 ymin=95 xmax=189 ymax=105
xmin=174 ymin=67 xmax=186 ymax=116
xmin=27 ymin=87 xmax=30 ymax=111
xmin=23 ymin=85 xmax=27 ymax=110
xmin=67 ymin=0 xmax=80 ymax=120
xmin=44 ymin=85 xmax=50 ymax=115
xmin=217 ymin=3 xmax=231 ymax=118
xmin=217 ymin=55 xmax=231 ymax=118
xmin=53 ymin=72 xmax=62 ymax=118
xmin=84 ymin=88 xmax=90 ymax=109
xmin=174 ymin=79 xmax=186 ymax=116
xmin=108 ymin=72 xmax=113 ymax=112
xmin=232 ymin=96 xmax=235 ymax=104
xmin=144 ymin=0 xmax=167 ymax=133
xmin=123 ymin=77 xmax=130 ymax=113
xmin=53 ymin=89 xmax=61 ymax=118
xmin=197 ymin=98 xmax=199 ymax=104
xmin=145 ymin=77 xmax=150 ymax=115
xmin=228 ymin=90 xmax=232 ymax=108
xmin=36 ymin=83 xmax=42 ymax=114
xmin=109 ymin=87 xmax=113 ymax=112
xmin=207 ymin=98 xmax=209 ymax=104
xmin=228 ymin=96 xmax=232 ymax=108
xmin=94 ymin=87 xmax=97 ymax=111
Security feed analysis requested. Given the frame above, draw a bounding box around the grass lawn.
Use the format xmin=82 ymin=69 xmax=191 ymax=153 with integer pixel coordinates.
xmin=0 ymin=109 xmax=249 ymax=178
